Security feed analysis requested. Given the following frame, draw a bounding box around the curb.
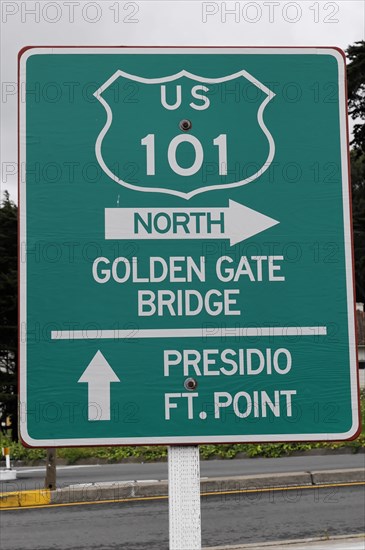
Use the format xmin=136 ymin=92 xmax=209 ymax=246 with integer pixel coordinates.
xmin=311 ymin=468 xmax=365 ymax=484
xmin=1 ymin=468 xmax=364 ymax=509
xmin=0 ymin=489 xmax=51 ymax=508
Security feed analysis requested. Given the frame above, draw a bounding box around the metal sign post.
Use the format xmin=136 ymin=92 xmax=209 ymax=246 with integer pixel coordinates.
xmin=45 ymin=448 xmax=56 ymax=490
xmin=168 ymin=446 xmax=201 ymax=550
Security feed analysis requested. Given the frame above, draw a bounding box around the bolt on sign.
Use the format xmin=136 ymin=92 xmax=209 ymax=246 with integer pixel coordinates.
xmin=19 ymin=47 xmax=359 ymax=446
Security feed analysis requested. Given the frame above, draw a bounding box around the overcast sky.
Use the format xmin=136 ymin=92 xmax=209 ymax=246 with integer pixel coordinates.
xmin=1 ymin=0 xmax=364 ymax=201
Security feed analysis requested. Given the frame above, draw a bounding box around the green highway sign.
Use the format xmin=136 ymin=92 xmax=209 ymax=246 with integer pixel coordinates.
xmin=19 ymin=47 xmax=359 ymax=446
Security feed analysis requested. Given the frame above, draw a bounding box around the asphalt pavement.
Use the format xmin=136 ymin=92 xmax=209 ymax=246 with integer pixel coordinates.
xmin=1 ymin=453 xmax=364 ymax=549
xmin=1 ymin=485 xmax=364 ymax=549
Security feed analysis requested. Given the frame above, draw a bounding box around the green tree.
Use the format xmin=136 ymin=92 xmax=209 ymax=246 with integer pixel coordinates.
xmin=347 ymin=40 xmax=365 ymax=154
xmin=347 ymin=41 xmax=365 ymax=303
xmin=350 ymin=151 xmax=365 ymax=303
xmin=0 ymin=192 xmax=18 ymax=440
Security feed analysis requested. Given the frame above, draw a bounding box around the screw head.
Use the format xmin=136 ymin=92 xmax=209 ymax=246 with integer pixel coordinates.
xmin=179 ymin=119 xmax=192 ymax=131
xmin=184 ymin=378 xmax=198 ymax=391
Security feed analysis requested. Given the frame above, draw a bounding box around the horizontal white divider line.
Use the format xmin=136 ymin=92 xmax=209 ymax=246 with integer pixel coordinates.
xmin=51 ymin=326 xmax=327 ymax=340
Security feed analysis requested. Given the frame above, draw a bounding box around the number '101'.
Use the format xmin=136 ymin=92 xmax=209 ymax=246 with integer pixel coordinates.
xmin=141 ymin=134 xmax=228 ymax=176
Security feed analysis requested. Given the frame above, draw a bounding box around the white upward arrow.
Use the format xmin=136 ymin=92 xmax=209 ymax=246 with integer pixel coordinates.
xmin=105 ymin=200 xmax=279 ymax=246
xmin=78 ymin=351 xmax=120 ymax=421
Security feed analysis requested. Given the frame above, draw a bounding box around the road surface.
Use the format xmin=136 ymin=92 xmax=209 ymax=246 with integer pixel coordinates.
xmin=1 ymin=484 xmax=364 ymax=549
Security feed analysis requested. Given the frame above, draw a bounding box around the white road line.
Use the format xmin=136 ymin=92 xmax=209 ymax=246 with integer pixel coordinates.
xmin=17 ymin=465 xmax=102 ymax=473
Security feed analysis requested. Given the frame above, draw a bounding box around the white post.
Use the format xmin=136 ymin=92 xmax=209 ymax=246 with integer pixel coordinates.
xmin=168 ymin=445 xmax=201 ymax=550
xmin=0 ymin=447 xmax=17 ymax=481
xmin=5 ymin=449 xmax=11 ymax=470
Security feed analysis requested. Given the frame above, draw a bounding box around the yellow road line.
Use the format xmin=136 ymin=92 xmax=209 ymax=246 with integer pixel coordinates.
xmin=1 ymin=493 xmax=168 ymax=511
xmin=1 ymin=481 xmax=364 ymax=512
xmin=202 ymin=480 xmax=365 ymax=497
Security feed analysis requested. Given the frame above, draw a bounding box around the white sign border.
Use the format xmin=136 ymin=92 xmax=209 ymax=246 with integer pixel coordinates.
xmin=19 ymin=46 xmax=359 ymax=447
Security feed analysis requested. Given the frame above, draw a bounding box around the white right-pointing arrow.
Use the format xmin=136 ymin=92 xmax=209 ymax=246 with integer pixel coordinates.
xmin=105 ymin=200 xmax=279 ymax=246
xmin=226 ymin=200 xmax=279 ymax=246
xmin=78 ymin=351 xmax=120 ymax=421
